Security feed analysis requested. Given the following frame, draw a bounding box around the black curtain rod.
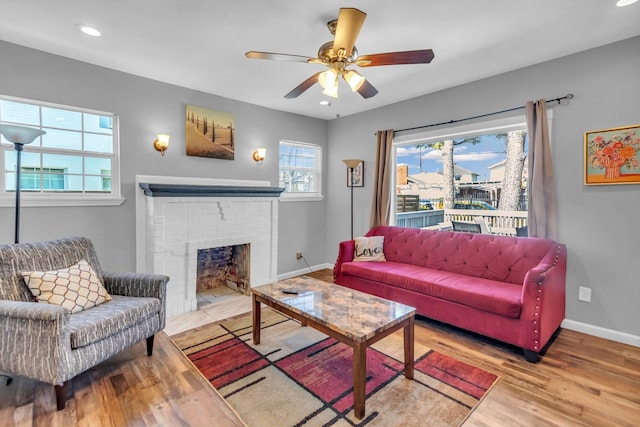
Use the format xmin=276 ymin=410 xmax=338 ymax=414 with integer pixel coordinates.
xmin=392 ymin=94 xmax=574 ymax=135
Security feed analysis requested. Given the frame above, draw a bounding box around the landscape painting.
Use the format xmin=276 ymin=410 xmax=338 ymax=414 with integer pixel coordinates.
xmin=185 ymin=104 xmax=235 ymax=160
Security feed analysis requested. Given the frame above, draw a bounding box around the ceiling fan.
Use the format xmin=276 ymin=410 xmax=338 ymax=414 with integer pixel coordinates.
xmin=245 ymin=7 xmax=434 ymax=99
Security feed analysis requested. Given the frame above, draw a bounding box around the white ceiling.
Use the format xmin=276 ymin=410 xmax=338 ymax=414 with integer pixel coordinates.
xmin=1 ymin=1 xmax=639 ymax=120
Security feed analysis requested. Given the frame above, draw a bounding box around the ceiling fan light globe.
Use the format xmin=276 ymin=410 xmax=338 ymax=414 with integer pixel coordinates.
xmin=344 ymin=70 xmax=365 ymax=92
xmin=322 ymin=86 xmax=338 ymax=98
xmin=318 ymin=69 xmax=338 ymax=89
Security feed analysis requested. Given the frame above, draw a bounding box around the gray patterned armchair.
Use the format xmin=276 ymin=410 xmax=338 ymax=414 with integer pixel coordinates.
xmin=0 ymin=237 xmax=169 ymax=410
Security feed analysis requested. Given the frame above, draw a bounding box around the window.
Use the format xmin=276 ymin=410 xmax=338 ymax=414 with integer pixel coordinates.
xmin=0 ymin=95 xmax=122 ymax=206
xmin=279 ymin=140 xmax=323 ymax=201
xmin=392 ymin=114 xmax=546 ymax=234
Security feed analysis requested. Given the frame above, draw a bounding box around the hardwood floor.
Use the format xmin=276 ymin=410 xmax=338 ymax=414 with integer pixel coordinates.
xmin=1 ymin=269 xmax=639 ymax=426
xmin=0 ymin=332 xmax=245 ymax=427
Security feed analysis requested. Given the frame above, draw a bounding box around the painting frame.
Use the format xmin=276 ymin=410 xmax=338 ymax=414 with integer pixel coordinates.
xmin=584 ymin=124 xmax=640 ymax=186
xmin=347 ymin=161 xmax=364 ymax=187
xmin=185 ymin=104 xmax=235 ymax=160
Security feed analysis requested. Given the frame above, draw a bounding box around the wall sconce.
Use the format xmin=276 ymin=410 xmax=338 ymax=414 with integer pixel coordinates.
xmin=253 ymin=148 xmax=266 ymax=164
xmin=153 ymin=134 xmax=170 ymax=156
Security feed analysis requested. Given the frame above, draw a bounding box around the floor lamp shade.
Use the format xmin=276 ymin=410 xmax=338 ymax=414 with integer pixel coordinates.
xmin=0 ymin=124 xmax=46 ymax=243
xmin=342 ymin=159 xmax=363 ymax=240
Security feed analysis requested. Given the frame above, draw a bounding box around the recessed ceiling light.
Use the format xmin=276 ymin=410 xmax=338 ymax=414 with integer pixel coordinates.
xmin=79 ymin=25 xmax=101 ymax=37
xmin=616 ymin=0 xmax=638 ymax=6
xmin=320 ymin=100 xmax=331 ymax=106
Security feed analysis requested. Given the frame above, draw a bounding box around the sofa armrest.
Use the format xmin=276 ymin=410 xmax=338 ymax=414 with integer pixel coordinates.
xmin=519 ymin=243 xmax=567 ymax=353
xmin=0 ymin=300 xmax=71 ymax=384
xmin=333 ymin=240 xmax=355 ymax=283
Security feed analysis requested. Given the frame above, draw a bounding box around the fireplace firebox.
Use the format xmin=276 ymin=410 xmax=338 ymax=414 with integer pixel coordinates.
xmin=197 ymin=244 xmax=250 ymax=294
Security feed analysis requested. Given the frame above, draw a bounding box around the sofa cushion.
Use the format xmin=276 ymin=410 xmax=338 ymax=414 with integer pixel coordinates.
xmin=69 ymin=295 xmax=160 ymax=349
xmin=341 ymin=261 xmax=522 ymax=318
xmin=353 ymin=236 xmax=386 ymax=262
xmin=21 ymin=259 xmax=111 ymax=313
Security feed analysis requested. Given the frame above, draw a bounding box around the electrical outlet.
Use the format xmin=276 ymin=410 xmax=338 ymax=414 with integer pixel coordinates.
xmin=578 ymin=286 xmax=592 ymax=303
xmin=296 ymin=251 xmax=303 ymax=260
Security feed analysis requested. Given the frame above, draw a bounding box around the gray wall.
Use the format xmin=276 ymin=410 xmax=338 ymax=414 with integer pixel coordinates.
xmin=0 ymin=41 xmax=328 ymax=275
xmin=326 ymin=36 xmax=640 ymax=338
xmin=2 ymin=35 xmax=639 ymax=340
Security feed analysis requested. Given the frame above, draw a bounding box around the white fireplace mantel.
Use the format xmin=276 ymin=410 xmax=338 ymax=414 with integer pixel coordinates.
xmin=135 ymin=175 xmax=282 ymax=318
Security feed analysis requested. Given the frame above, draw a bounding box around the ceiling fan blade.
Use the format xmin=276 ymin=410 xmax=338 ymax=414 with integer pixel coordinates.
xmin=358 ymin=49 xmax=435 ymax=67
xmin=284 ymin=72 xmax=323 ymax=99
xmin=333 ymin=8 xmax=366 ymax=58
xmin=356 ymin=79 xmax=378 ymax=99
xmin=245 ymin=51 xmax=316 ymax=63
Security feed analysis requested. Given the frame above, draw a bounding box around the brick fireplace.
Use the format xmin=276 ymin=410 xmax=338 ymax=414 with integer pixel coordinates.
xmin=135 ymin=175 xmax=283 ymax=318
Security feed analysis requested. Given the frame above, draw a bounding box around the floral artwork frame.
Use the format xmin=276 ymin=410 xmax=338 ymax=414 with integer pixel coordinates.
xmin=347 ymin=161 xmax=364 ymax=187
xmin=185 ymin=104 xmax=235 ymax=160
xmin=584 ymin=124 xmax=640 ymax=185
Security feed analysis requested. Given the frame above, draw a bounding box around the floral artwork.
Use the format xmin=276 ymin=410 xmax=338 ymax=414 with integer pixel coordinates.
xmin=585 ymin=124 xmax=640 ymax=185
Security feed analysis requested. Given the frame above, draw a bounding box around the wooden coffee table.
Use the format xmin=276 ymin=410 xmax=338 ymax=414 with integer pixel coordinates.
xmin=252 ymin=276 xmax=415 ymax=420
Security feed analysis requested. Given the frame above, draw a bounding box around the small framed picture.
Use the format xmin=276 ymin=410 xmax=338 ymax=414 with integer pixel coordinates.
xmin=347 ymin=161 xmax=364 ymax=187
xmin=584 ymin=124 xmax=640 ymax=185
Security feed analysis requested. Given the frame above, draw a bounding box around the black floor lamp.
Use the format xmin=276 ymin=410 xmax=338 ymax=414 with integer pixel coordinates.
xmin=342 ymin=159 xmax=363 ymax=240
xmin=0 ymin=124 xmax=44 ymax=386
xmin=0 ymin=124 xmax=46 ymax=244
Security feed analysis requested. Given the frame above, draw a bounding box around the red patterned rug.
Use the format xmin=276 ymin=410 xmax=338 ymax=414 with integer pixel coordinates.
xmin=172 ymin=309 xmax=499 ymax=426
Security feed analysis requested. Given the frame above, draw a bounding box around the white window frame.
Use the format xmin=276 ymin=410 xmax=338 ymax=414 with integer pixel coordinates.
xmin=0 ymin=94 xmax=123 ymax=207
xmin=392 ymin=112 xmax=553 ymax=224
xmin=278 ymin=139 xmax=324 ymax=202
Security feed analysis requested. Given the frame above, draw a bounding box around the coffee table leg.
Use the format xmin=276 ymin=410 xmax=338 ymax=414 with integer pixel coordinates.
xmin=353 ymin=342 xmax=366 ymax=419
xmin=252 ymin=294 xmax=261 ymax=345
xmin=404 ymin=316 xmax=415 ymax=379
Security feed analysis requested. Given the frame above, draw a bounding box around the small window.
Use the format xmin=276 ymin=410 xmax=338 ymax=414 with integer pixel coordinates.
xmin=0 ymin=95 xmax=122 ymax=206
xmin=279 ymin=140 xmax=323 ymax=201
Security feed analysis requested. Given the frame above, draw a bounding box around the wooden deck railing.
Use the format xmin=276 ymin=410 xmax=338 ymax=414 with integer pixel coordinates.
xmin=396 ymin=209 xmax=528 ymax=236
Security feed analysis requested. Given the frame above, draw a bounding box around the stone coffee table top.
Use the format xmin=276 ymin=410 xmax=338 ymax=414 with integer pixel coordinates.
xmin=251 ymin=276 xmax=415 ymax=342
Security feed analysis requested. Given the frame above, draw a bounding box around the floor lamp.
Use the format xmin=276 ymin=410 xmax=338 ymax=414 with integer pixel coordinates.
xmin=342 ymin=159 xmax=363 ymax=240
xmin=0 ymin=124 xmax=46 ymax=243
xmin=0 ymin=124 xmax=44 ymax=386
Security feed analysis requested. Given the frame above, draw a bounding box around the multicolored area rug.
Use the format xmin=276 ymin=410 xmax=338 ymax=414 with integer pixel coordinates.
xmin=171 ymin=309 xmax=499 ymax=427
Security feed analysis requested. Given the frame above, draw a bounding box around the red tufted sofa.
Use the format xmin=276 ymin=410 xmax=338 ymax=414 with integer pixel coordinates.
xmin=334 ymin=225 xmax=567 ymax=362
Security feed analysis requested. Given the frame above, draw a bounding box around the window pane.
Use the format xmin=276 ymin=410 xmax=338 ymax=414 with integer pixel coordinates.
xmin=84 ymin=133 xmax=113 ymax=153
xmin=42 ymin=171 xmax=65 ymax=190
xmin=43 ymin=153 xmax=81 ymax=174
xmin=84 ymin=157 xmax=111 ymax=175
xmin=42 ymin=128 xmax=82 ymax=150
xmin=4 ymin=150 xmax=17 ymax=173
xmin=4 ymin=151 xmax=40 ymax=173
xmin=42 ymin=107 xmax=82 ymax=131
xmin=84 ymin=114 xmax=113 ymax=134
xmin=279 ymin=141 xmax=321 ymax=195
xmin=394 ymin=124 xmax=529 ymax=230
xmin=0 ymin=100 xmax=39 ymax=125
xmin=85 ymin=175 xmax=111 ymax=192
xmin=20 ymin=168 xmax=39 ymax=190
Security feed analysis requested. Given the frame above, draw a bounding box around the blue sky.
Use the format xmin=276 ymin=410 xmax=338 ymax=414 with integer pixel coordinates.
xmin=396 ymin=134 xmax=527 ymax=181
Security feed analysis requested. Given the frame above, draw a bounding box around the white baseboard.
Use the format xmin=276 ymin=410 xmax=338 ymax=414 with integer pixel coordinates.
xmin=562 ymin=319 xmax=640 ymax=347
xmin=278 ymin=263 xmax=334 ymax=281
